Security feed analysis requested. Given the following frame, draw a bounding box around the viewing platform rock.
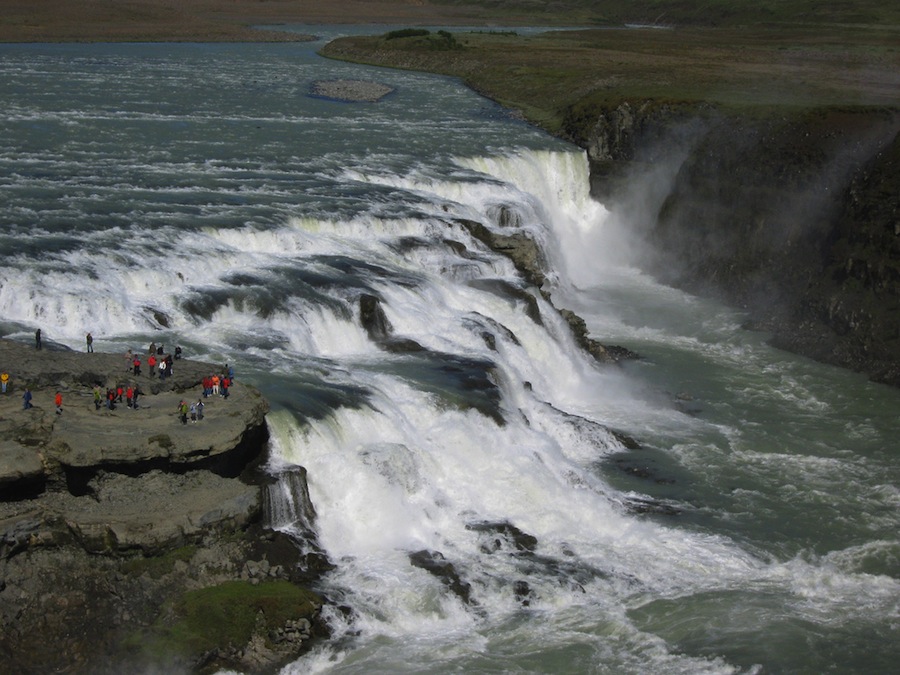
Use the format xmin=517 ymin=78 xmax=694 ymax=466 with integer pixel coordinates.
xmin=0 ymin=337 xmax=270 ymax=554
xmin=0 ymin=338 xmax=326 ymax=673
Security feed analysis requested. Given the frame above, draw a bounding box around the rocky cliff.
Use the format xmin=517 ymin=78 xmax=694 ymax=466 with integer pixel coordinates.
xmin=563 ymin=101 xmax=900 ymax=385
xmin=0 ymin=339 xmax=327 ymax=673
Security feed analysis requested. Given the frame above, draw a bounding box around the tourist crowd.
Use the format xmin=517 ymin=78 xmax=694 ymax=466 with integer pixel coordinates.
xmin=6 ymin=332 xmax=236 ymax=425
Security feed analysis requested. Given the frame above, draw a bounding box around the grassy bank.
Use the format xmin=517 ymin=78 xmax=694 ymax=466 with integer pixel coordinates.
xmin=321 ymin=23 xmax=899 ymax=133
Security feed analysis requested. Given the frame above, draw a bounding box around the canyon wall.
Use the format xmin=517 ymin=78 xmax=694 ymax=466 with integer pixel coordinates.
xmin=563 ymin=102 xmax=900 ymax=385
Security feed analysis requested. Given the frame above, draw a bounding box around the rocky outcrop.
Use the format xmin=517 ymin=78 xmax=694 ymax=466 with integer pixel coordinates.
xmin=455 ymin=217 xmax=639 ymax=364
xmin=0 ymin=338 xmax=326 ymax=673
xmin=456 ymin=216 xmax=548 ymax=288
xmin=563 ymin=101 xmax=900 ymax=385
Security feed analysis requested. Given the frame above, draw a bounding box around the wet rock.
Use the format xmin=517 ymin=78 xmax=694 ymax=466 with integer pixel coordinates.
xmin=466 ymin=520 xmax=538 ymax=553
xmin=380 ymin=337 xmax=427 ymax=353
xmin=359 ymin=293 xmax=392 ymax=341
xmin=512 ymin=550 xmax=609 ymax=592
xmin=408 ymin=549 xmax=473 ymax=605
xmin=623 ymin=496 xmax=681 ymax=516
xmin=480 ymin=331 xmax=497 ymax=351
xmin=455 ymin=217 xmax=548 ymax=288
xmin=558 ymin=308 xmax=640 ymax=363
xmin=513 ymin=579 xmax=532 ymax=606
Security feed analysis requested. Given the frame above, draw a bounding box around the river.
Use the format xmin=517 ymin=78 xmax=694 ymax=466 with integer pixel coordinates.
xmin=0 ymin=29 xmax=897 ymax=674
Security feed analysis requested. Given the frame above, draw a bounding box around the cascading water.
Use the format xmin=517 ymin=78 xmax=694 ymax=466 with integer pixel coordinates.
xmin=1 ymin=35 xmax=897 ymax=674
xmin=263 ymin=465 xmax=317 ymax=532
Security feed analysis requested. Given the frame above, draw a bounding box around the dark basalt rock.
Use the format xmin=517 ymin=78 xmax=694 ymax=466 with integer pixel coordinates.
xmin=622 ymin=496 xmax=681 ymax=517
xmin=455 ymin=217 xmax=548 ymax=288
xmin=466 ymin=520 xmax=538 ymax=553
xmin=513 ymin=579 xmax=532 ymax=606
xmin=408 ymin=549 xmax=473 ymax=604
xmin=562 ymin=309 xmax=642 ymax=363
xmin=359 ymin=293 xmax=392 ymax=340
xmin=380 ymin=337 xmax=427 ymax=353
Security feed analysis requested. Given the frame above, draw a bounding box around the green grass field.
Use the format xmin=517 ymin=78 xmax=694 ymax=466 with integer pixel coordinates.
xmin=322 ymin=20 xmax=899 ymax=133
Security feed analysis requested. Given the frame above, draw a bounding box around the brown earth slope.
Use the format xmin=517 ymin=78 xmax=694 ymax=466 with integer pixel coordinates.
xmin=0 ymin=0 xmax=505 ymax=42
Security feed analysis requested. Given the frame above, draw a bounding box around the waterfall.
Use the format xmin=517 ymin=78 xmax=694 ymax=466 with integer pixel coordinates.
xmin=4 ymin=40 xmax=898 ymax=673
xmin=263 ymin=466 xmax=317 ymax=532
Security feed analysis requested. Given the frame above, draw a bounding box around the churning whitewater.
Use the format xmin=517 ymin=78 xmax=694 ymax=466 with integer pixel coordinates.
xmin=1 ymin=34 xmax=897 ymax=674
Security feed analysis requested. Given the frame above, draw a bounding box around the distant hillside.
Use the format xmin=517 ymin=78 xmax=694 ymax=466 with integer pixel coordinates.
xmin=433 ymin=0 xmax=900 ymax=27
xmin=4 ymin=0 xmax=898 ymax=43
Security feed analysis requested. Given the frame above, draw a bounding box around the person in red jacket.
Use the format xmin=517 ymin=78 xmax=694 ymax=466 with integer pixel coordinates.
xmin=55 ymin=391 xmax=62 ymax=415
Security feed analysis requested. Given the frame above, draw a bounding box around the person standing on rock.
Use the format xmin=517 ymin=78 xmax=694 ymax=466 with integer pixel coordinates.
xmin=149 ymin=341 xmax=156 ymax=356
xmin=178 ymin=400 xmax=188 ymax=425
xmin=55 ymin=391 xmax=62 ymax=415
xmin=93 ymin=385 xmax=102 ymax=410
xmin=1 ymin=371 xmax=9 ymax=393
xmin=148 ymin=353 xmax=157 ymax=377
xmin=86 ymin=332 xmax=93 ymax=353
xmin=124 ymin=349 xmax=132 ymax=372
xmin=132 ymin=356 xmax=141 ymax=376
xmin=196 ymin=399 xmax=204 ymax=421
xmin=35 ymin=328 xmax=41 ymax=350
xmin=23 ymin=387 xmax=33 ymax=409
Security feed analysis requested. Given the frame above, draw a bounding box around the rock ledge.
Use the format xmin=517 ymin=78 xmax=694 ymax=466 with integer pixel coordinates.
xmin=0 ymin=338 xmax=325 ymax=673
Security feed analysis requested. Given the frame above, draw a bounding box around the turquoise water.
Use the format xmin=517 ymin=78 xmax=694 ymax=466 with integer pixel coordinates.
xmin=1 ymin=34 xmax=897 ymax=674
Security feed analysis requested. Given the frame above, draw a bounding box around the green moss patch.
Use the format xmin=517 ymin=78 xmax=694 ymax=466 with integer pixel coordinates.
xmin=139 ymin=580 xmax=322 ymax=661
